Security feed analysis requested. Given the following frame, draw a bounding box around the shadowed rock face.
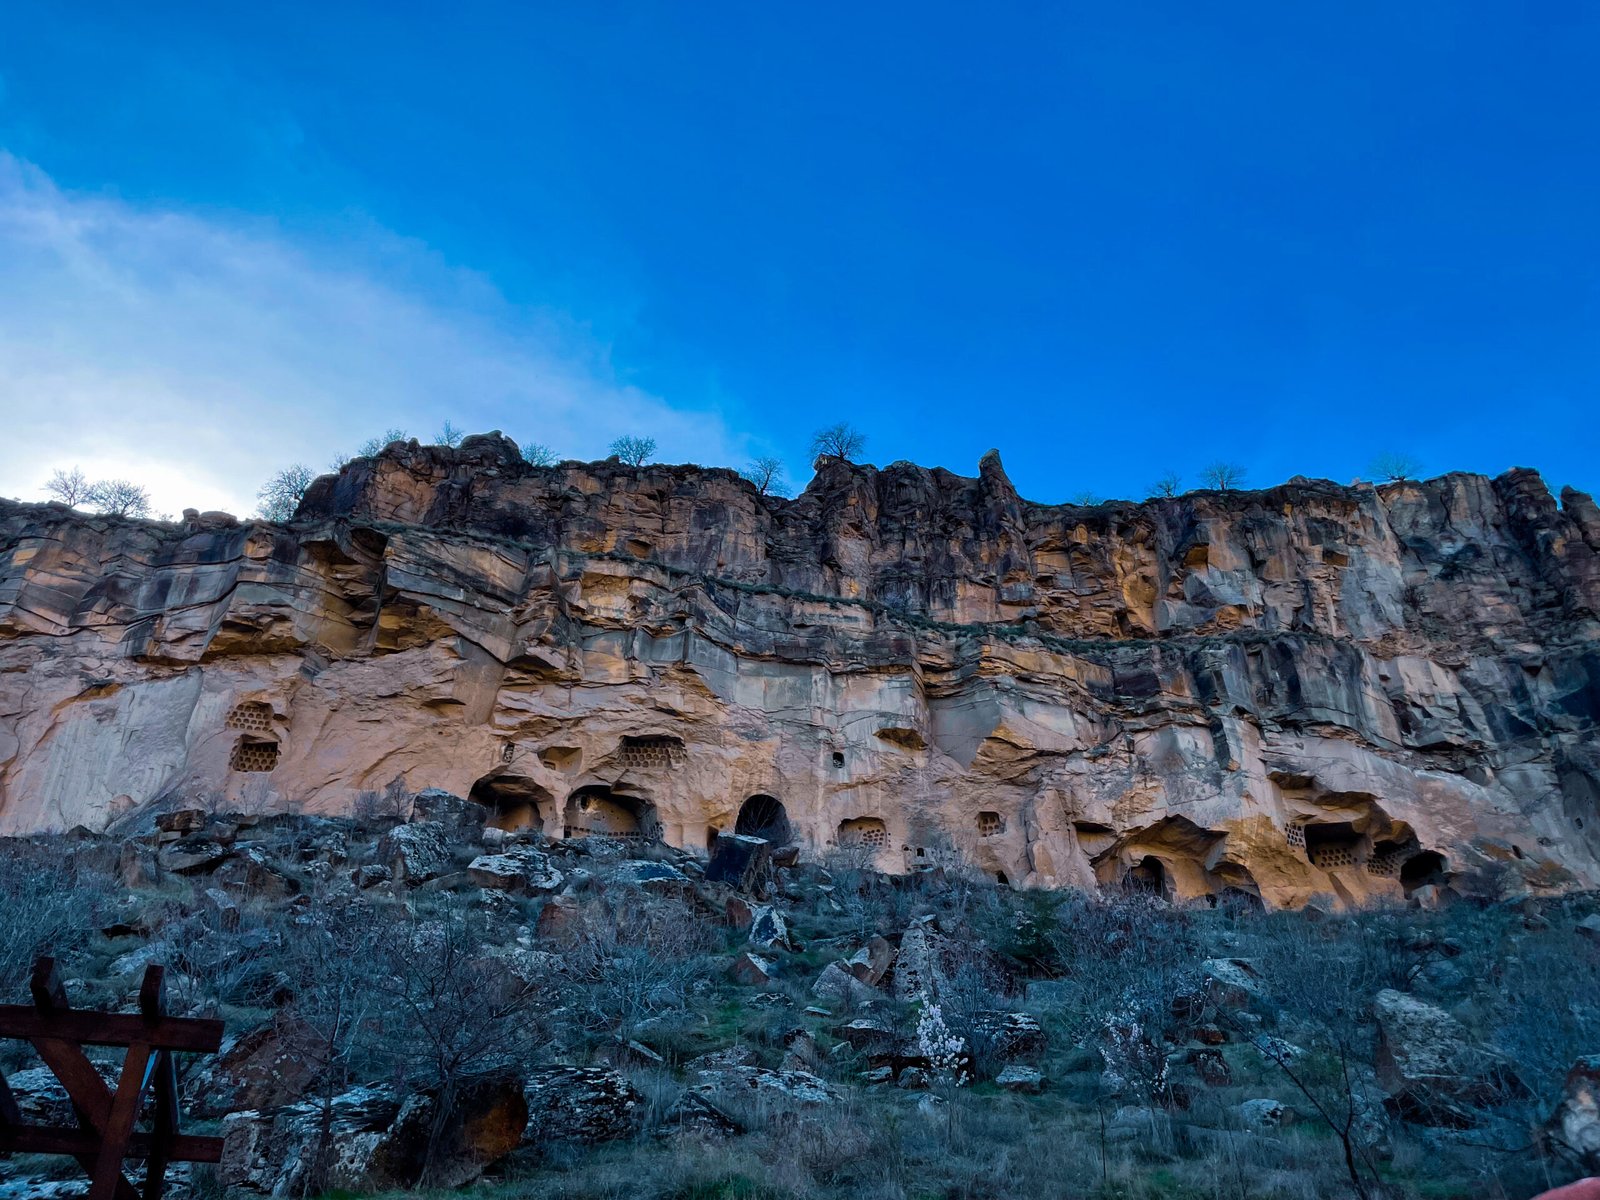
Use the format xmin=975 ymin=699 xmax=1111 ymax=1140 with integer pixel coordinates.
xmin=3 ymin=434 xmax=1598 ymax=908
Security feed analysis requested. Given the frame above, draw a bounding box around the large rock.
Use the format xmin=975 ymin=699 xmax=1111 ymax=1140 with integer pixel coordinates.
xmin=376 ymin=821 xmax=453 ymax=883
xmin=692 ymin=1066 xmax=842 ymax=1107
xmin=468 ymin=846 xmax=564 ymax=894
xmin=522 ymin=1065 xmax=645 ymax=1148
xmin=1372 ymin=989 xmax=1515 ymax=1124
xmin=220 ymin=1086 xmax=401 ymax=1195
xmin=705 ymin=833 xmax=772 ymax=893
xmin=1545 ymin=1055 xmax=1600 ymax=1173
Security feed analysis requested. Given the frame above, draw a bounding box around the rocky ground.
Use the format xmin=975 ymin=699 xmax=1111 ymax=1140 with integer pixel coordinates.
xmin=2 ymin=789 xmax=1598 ymax=1199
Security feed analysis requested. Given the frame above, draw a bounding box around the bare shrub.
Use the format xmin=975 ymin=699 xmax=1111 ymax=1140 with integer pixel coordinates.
xmin=609 ymin=435 xmax=656 ymax=466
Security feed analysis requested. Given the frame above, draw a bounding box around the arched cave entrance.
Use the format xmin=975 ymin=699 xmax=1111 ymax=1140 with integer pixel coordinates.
xmin=563 ymin=786 xmax=659 ymax=841
xmin=735 ymin=794 xmax=791 ymax=844
xmin=469 ymin=773 xmax=553 ymax=833
xmin=1400 ymin=850 xmax=1448 ymax=896
xmin=1122 ymin=855 xmax=1171 ymax=898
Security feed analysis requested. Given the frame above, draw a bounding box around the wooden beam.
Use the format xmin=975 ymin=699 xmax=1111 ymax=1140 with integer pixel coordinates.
xmin=0 ymin=1008 xmax=224 ymax=1052
xmin=88 ymin=1041 xmax=153 ymax=1200
xmin=0 ymin=1071 xmax=21 ymax=1126
xmin=31 ymin=957 xmax=70 ymax=1011
xmin=138 ymin=966 xmax=167 ymax=1020
xmin=0 ymin=1125 xmax=224 ymax=1163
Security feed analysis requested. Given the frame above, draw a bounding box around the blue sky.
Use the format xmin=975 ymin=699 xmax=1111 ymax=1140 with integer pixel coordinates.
xmin=1 ymin=2 xmax=1597 ymax=516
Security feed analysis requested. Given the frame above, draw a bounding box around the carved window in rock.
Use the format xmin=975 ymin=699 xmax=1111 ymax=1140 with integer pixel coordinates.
xmin=838 ymin=817 xmax=888 ymax=849
xmin=226 ymin=702 xmax=273 ymax=732
xmin=230 ymin=738 xmax=279 ymax=773
xmin=1285 ymin=823 xmax=1307 ymax=850
xmin=977 ymin=811 xmax=1005 ymax=837
xmin=1303 ymin=822 xmax=1361 ymax=871
xmin=617 ymin=736 xmax=685 ymax=771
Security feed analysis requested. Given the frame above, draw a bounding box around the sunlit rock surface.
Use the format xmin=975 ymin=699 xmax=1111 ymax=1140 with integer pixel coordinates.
xmin=3 ymin=434 xmax=1597 ymax=908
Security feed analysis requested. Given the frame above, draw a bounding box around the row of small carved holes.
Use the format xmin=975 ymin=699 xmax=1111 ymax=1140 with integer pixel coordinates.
xmin=1367 ymin=854 xmax=1403 ymax=877
xmin=231 ymin=741 xmax=279 ymax=773
xmin=1311 ymin=847 xmax=1358 ymax=869
xmin=226 ymin=703 xmax=273 ymax=731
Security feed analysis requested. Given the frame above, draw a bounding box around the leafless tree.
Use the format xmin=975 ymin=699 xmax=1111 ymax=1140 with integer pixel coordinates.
xmin=358 ymin=428 xmax=410 ymax=457
xmin=279 ymin=902 xmax=389 ymax=1196
xmin=435 ymin=421 xmax=465 ymax=448
xmin=1070 ymin=490 xmax=1102 ymax=506
xmin=522 ymin=441 xmax=558 ymax=467
xmin=1199 ymin=462 xmax=1247 ymax=491
xmin=87 ymin=478 xmax=153 ymax=518
xmin=1368 ymin=451 xmax=1421 ymax=482
xmin=609 ymin=435 xmax=656 ymax=466
xmin=374 ymin=901 xmax=550 ymax=1184
xmin=256 ymin=464 xmax=316 ymax=522
xmin=810 ymin=422 xmax=866 ymax=463
xmin=1148 ymin=470 xmax=1182 ymax=499
xmin=43 ymin=467 xmax=93 ymax=507
xmin=743 ymin=456 xmax=788 ymax=496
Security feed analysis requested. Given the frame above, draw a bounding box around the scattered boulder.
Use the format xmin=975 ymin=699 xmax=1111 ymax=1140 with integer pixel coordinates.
xmin=159 ymin=839 xmax=232 ymax=875
xmin=748 ymin=904 xmax=793 ymax=951
xmin=1200 ymin=959 xmax=1266 ymax=1010
xmin=971 ymin=1011 xmax=1045 ymax=1061
xmin=832 ymin=1018 xmax=898 ymax=1054
xmin=467 ymin=846 xmax=564 ymax=894
xmin=1238 ymin=1098 xmax=1296 ymax=1129
xmin=376 ymin=821 xmax=453 ymax=883
xmin=660 ymin=1090 xmax=743 ymax=1138
xmin=1544 ymin=1055 xmax=1600 ymax=1173
xmin=731 ymin=952 xmax=778 ymax=986
xmin=996 ymin=1065 xmax=1045 ymax=1094
xmin=1373 ymin=989 xmax=1517 ymax=1124
xmin=1576 ymin=915 xmax=1600 ymax=944
xmin=369 ymin=1075 xmax=528 ymax=1189
xmin=522 ymin=1066 xmax=645 ymax=1148
xmin=705 ymin=833 xmax=773 ymax=894
xmin=410 ymin=788 xmax=489 ymax=831
xmin=221 ymin=1086 xmax=401 ymax=1195
xmin=607 ymin=859 xmax=692 ymax=894
xmin=814 ymin=961 xmax=879 ymax=1004
xmin=693 ymin=1066 xmax=842 ymax=1107
xmin=846 ymin=936 xmax=894 ymax=987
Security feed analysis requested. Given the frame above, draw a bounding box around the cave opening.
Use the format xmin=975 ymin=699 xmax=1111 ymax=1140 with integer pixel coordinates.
xmin=469 ymin=773 xmax=553 ymax=832
xmin=563 ymin=786 xmax=659 ymax=841
xmin=1122 ymin=855 xmax=1170 ymax=898
xmin=1400 ymin=850 xmax=1448 ymax=895
xmin=735 ymin=794 xmax=791 ymax=844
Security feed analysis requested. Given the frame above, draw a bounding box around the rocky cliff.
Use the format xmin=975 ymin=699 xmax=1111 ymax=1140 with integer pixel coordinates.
xmin=3 ymin=434 xmax=1598 ymax=908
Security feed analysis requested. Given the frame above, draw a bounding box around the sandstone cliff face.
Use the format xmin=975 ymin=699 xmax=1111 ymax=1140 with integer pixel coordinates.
xmin=3 ymin=434 xmax=1598 ymax=908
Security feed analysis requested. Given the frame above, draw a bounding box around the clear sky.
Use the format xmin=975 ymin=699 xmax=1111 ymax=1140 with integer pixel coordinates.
xmin=1 ymin=2 xmax=1597 ymax=517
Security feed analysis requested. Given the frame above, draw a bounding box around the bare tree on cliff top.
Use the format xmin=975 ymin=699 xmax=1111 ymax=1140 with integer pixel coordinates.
xmin=1148 ymin=470 xmax=1182 ymax=499
xmin=742 ymin=455 xmax=788 ymax=496
xmin=435 ymin=420 xmax=465 ymax=448
xmin=43 ymin=467 xmax=93 ymax=507
xmin=87 ymin=478 xmax=152 ymax=518
xmin=1200 ymin=462 xmax=1247 ymax=491
xmin=609 ymin=434 xmax=656 ymax=466
xmin=358 ymin=428 xmax=410 ymax=457
xmin=257 ymin=463 xmax=315 ymax=522
xmin=1368 ymin=451 xmax=1421 ymax=482
xmin=810 ymin=422 xmax=866 ymax=463
xmin=522 ymin=441 xmax=558 ymax=466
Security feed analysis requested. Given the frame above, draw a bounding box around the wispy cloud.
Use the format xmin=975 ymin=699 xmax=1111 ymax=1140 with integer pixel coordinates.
xmin=0 ymin=153 xmax=743 ymax=517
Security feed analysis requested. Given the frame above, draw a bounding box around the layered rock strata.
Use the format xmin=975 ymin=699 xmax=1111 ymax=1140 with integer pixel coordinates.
xmin=3 ymin=435 xmax=1598 ymax=908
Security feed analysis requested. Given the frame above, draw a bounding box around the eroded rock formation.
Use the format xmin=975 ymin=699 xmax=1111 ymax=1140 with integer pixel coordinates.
xmin=3 ymin=434 xmax=1598 ymax=908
